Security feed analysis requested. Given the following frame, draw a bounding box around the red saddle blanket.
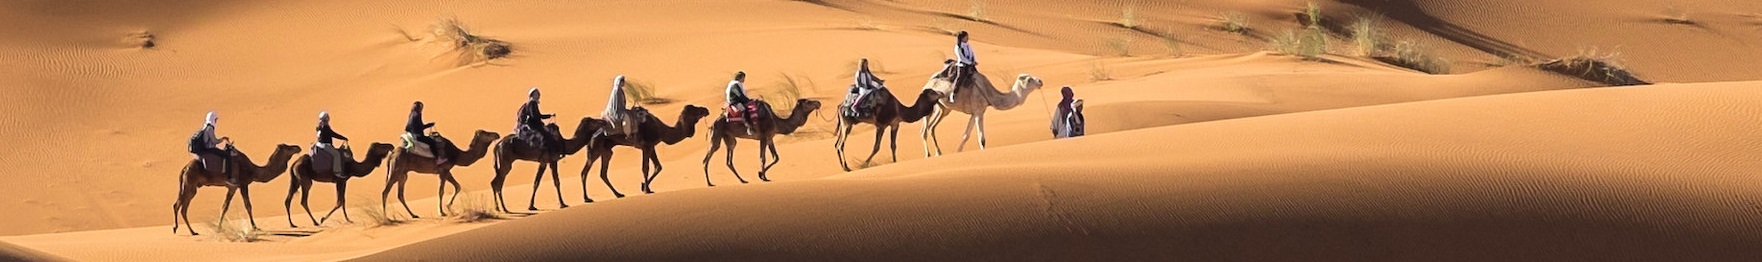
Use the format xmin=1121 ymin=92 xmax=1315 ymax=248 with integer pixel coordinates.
xmin=726 ymin=103 xmax=759 ymax=123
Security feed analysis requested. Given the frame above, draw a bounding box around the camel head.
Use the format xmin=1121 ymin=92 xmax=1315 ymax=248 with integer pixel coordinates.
xmin=454 ymin=129 xmax=501 ymax=167
xmin=1013 ymin=74 xmax=1044 ymax=92
xmin=681 ymin=105 xmax=712 ymax=124
xmin=792 ymin=99 xmax=823 ymax=116
xmin=252 ymin=144 xmax=303 ymax=182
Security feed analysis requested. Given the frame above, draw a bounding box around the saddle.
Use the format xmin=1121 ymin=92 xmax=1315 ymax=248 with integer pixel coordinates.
xmin=603 ymin=107 xmax=647 ymax=136
xmin=726 ymin=102 xmax=759 ymax=123
xmin=310 ymin=144 xmax=354 ymax=174
xmin=400 ymin=133 xmax=436 ymax=158
xmin=842 ymin=85 xmax=887 ymax=118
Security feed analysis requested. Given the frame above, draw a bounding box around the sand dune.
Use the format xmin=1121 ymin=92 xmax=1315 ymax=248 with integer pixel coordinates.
xmin=360 ymin=81 xmax=1762 ymax=261
xmin=2 ymin=0 xmax=1760 ymax=260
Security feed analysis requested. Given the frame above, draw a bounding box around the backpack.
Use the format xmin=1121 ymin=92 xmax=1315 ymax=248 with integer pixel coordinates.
xmin=187 ymin=130 xmax=204 ymax=153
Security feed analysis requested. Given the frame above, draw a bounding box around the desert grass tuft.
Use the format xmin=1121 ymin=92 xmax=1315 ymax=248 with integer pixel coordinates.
xmin=358 ymin=203 xmax=404 ymax=227
xmin=1089 ymin=62 xmax=1114 ymax=81
xmin=623 ymin=78 xmax=673 ymax=106
xmin=967 ymin=0 xmax=988 ymax=22
xmin=1219 ymin=12 xmax=1250 ymax=34
xmin=1348 ymin=14 xmax=1388 ymax=56
xmin=1119 ymin=4 xmax=1138 ymax=29
xmin=1534 ymin=49 xmax=1648 ymax=86
xmin=1378 ymin=40 xmax=1451 ymax=74
xmin=1161 ymin=30 xmax=1184 ymax=57
xmin=1106 ymin=37 xmax=1133 ymax=57
xmin=431 ymin=17 xmax=512 ymax=64
xmin=446 ymin=193 xmax=500 ymax=223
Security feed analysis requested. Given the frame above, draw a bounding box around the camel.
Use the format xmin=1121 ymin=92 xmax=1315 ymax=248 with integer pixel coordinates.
xmin=490 ymin=118 xmax=600 ymax=213
xmin=837 ymin=89 xmax=944 ymax=171
xmin=580 ymin=105 xmax=711 ymax=197
xmin=920 ymin=60 xmax=1044 ymax=156
xmin=171 ymin=144 xmax=301 ymax=236
xmin=701 ymin=99 xmax=823 ymax=185
xmin=382 ymin=130 xmax=500 ymax=218
xmin=283 ymin=142 xmax=393 ymax=227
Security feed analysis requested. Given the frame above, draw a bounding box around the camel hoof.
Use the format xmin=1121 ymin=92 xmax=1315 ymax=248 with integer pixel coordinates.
xmin=528 ymin=206 xmax=539 ymax=211
xmin=708 ymin=183 xmax=717 ymax=187
xmin=560 ymin=204 xmax=570 ymax=209
xmin=760 ymin=177 xmax=771 ymax=182
xmin=614 ymin=194 xmax=626 ymax=198
xmin=583 ymin=198 xmax=595 ymax=203
xmin=411 ymin=215 xmax=421 ymax=219
xmin=191 ymin=232 xmax=201 ymax=236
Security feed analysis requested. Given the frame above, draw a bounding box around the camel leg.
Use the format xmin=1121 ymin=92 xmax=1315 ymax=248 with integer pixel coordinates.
xmin=726 ymin=138 xmax=745 ymax=184
xmin=976 ymin=113 xmax=989 ymax=149
xmin=527 ymin=162 xmax=548 ymax=211
xmin=548 ymin=161 xmax=569 ymax=209
xmin=437 ymin=173 xmax=449 ymax=216
xmin=491 ymin=162 xmax=510 ymax=213
xmin=579 ymin=152 xmax=600 ymax=203
xmin=338 ymin=182 xmax=352 ymax=223
xmin=320 ymin=197 xmax=342 ymax=224
xmin=701 ymin=134 xmax=722 ymax=187
xmin=888 ymin=125 xmax=901 ymax=163
xmin=239 ymin=185 xmax=259 ymax=230
xmin=379 ymin=175 xmax=397 ymax=218
xmin=956 ymin=114 xmax=978 ymax=152
xmin=754 ymin=137 xmax=775 ymax=181
xmin=837 ymin=120 xmax=855 ymax=171
xmin=396 ymin=179 xmax=418 ymax=218
xmin=218 ymin=188 xmax=238 ymax=230
xmin=863 ymin=124 xmax=886 ymax=165
xmin=641 ymin=148 xmax=664 ymax=194
xmin=445 ymin=172 xmax=465 ymax=211
xmin=176 ymin=184 xmax=199 ymax=235
xmin=283 ymin=178 xmax=300 ymax=228
xmin=300 ymin=181 xmax=317 ymax=226
xmin=599 ymin=153 xmax=624 ymax=198
xmin=920 ymin=111 xmax=936 ymax=157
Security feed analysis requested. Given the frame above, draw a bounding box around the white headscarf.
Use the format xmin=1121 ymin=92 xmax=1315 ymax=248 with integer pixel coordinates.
xmin=528 ymin=87 xmax=541 ymax=99
xmin=205 ymin=111 xmax=218 ymax=126
xmin=614 ymin=75 xmax=626 ymax=87
xmin=318 ymin=111 xmax=330 ymax=121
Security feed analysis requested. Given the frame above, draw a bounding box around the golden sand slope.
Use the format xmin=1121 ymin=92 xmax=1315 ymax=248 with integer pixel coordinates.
xmin=1 ymin=0 xmax=1759 ymax=260
xmin=0 ymin=0 xmax=1637 ymax=236
xmin=360 ymin=81 xmax=1762 ymax=261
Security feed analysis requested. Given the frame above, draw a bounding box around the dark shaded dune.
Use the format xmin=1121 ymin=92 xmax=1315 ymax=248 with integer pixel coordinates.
xmin=0 ymin=241 xmax=67 ymax=262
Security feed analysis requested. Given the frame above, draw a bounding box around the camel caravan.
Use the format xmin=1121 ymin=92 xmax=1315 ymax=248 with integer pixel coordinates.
xmin=171 ymin=31 xmax=1086 ymax=235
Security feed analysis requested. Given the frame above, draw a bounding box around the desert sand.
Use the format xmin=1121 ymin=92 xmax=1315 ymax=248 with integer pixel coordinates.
xmin=2 ymin=0 xmax=1760 ymax=261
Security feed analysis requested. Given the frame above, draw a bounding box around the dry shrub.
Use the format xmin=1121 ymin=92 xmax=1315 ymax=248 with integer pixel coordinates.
xmin=1219 ymin=12 xmax=1250 ymax=34
xmin=447 ymin=193 xmax=501 ymax=223
xmin=359 ymin=203 xmax=404 ymax=227
xmin=1089 ymin=62 xmax=1114 ymax=81
xmin=1535 ymin=51 xmax=1648 ymax=86
xmin=1106 ymin=37 xmax=1133 ymax=57
xmin=624 ymin=78 xmax=673 ymax=105
xmin=432 ymin=17 xmax=511 ymax=64
xmin=1375 ymin=40 xmax=1451 ymax=74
